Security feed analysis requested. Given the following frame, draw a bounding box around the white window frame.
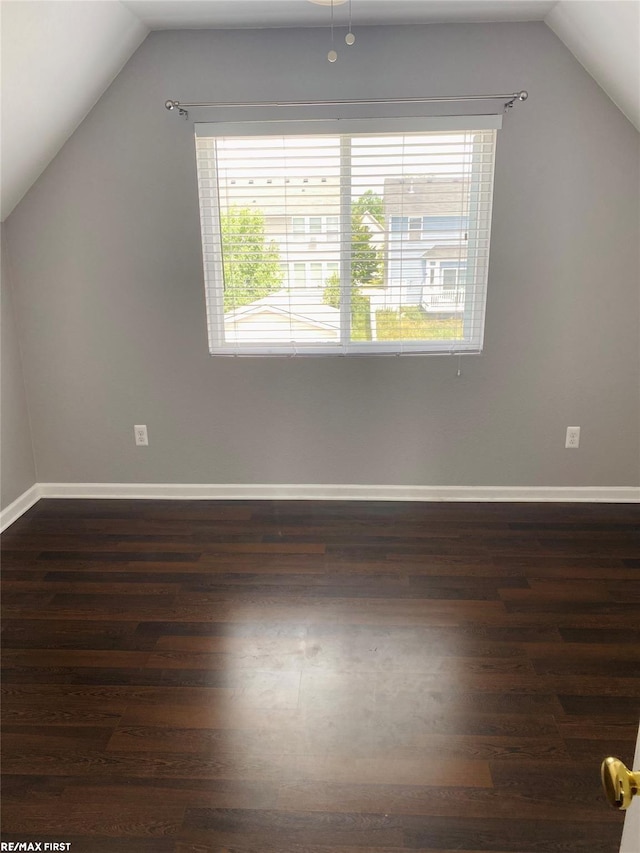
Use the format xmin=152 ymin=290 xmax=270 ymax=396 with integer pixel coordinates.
xmin=195 ymin=115 xmax=500 ymax=357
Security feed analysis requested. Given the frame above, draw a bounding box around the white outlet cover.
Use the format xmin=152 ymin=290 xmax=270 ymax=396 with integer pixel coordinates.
xmin=134 ymin=424 xmax=148 ymax=446
xmin=565 ymin=426 xmax=580 ymax=448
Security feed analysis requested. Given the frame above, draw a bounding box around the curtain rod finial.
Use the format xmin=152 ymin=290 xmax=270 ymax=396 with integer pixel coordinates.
xmin=166 ymin=100 xmax=188 ymax=118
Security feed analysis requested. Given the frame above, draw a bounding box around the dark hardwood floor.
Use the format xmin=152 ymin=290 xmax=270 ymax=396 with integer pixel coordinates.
xmin=1 ymin=498 xmax=639 ymax=852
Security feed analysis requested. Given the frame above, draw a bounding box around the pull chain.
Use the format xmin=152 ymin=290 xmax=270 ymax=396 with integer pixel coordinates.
xmin=328 ymin=0 xmax=337 ymax=62
xmin=346 ymin=0 xmax=355 ymax=45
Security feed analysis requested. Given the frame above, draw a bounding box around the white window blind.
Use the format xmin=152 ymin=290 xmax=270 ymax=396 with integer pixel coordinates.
xmin=195 ymin=116 xmax=499 ymax=356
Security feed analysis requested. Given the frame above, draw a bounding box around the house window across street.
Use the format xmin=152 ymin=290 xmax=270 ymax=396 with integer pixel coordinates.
xmin=292 ymin=216 xmax=340 ymax=235
xmin=442 ymin=268 xmax=459 ymax=289
xmin=195 ymin=116 xmax=499 ymax=355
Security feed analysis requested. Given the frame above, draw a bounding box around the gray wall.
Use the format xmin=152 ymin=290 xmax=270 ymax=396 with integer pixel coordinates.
xmin=1 ymin=226 xmax=36 ymax=508
xmin=5 ymin=23 xmax=640 ymax=487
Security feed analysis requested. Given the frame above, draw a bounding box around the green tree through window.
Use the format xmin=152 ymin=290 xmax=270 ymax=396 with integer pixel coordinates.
xmin=220 ymin=206 xmax=283 ymax=311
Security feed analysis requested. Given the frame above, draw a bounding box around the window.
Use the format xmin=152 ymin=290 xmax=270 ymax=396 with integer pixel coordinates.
xmin=195 ymin=116 xmax=499 ymax=355
xmin=287 ymin=261 xmax=339 ymax=288
xmin=409 ymin=216 xmax=423 ymax=235
xmin=442 ymin=268 xmax=459 ymax=289
xmin=290 ymin=215 xmax=340 ymax=236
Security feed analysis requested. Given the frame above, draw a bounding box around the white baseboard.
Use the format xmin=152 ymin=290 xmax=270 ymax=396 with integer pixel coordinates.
xmin=0 ymin=484 xmax=40 ymax=533
xmin=37 ymin=482 xmax=640 ymax=502
xmin=2 ymin=482 xmax=638 ymax=532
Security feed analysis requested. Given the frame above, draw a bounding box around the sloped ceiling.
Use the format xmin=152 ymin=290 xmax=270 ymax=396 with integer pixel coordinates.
xmin=1 ymin=0 xmax=638 ymax=222
xmin=0 ymin=1 xmax=148 ymax=221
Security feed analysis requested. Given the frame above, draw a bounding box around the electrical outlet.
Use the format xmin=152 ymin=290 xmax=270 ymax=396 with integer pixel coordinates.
xmin=565 ymin=426 xmax=580 ymax=449
xmin=134 ymin=424 xmax=148 ymax=446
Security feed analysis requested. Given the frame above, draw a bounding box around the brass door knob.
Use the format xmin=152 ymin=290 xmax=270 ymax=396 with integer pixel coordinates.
xmin=601 ymin=757 xmax=640 ymax=810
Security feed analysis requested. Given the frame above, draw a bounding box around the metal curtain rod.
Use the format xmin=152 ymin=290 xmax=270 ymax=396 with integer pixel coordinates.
xmin=164 ymin=91 xmax=528 ymax=119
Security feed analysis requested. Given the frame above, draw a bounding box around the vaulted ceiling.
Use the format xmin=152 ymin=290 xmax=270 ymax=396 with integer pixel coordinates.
xmin=1 ymin=0 xmax=638 ymax=221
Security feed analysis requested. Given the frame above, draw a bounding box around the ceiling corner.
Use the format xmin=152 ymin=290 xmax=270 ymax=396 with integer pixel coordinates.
xmin=544 ymin=0 xmax=640 ymax=131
